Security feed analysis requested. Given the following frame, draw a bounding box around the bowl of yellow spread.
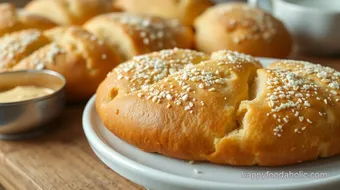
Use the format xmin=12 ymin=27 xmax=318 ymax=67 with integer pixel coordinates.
xmin=0 ymin=70 xmax=66 ymax=136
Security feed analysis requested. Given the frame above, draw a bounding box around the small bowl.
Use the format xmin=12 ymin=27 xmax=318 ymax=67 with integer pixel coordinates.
xmin=273 ymin=0 xmax=340 ymax=55
xmin=0 ymin=70 xmax=66 ymax=135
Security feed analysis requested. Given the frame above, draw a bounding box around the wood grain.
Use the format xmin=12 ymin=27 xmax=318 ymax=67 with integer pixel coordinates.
xmin=0 ymin=104 xmax=143 ymax=190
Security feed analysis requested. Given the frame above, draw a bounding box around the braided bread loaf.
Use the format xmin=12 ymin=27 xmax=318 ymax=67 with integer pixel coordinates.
xmin=96 ymin=49 xmax=340 ymax=166
xmin=0 ymin=26 xmax=121 ymax=101
xmin=25 ymin=0 xmax=114 ymax=25
xmin=84 ymin=13 xmax=194 ymax=62
xmin=0 ymin=3 xmax=56 ymax=37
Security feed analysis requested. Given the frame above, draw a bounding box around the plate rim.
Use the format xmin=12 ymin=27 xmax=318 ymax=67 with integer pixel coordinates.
xmin=82 ymin=57 xmax=340 ymax=189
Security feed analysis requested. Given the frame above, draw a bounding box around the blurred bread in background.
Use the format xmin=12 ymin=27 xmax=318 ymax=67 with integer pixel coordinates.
xmin=0 ymin=29 xmax=50 ymax=72
xmin=194 ymin=3 xmax=292 ymax=58
xmin=114 ymin=0 xmax=213 ymax=25
xmin=0 ymin=3 xmax=56 ymax=37
xmin=25 ymin=0 xmax=115 ymax=25
xmin=84 ymin=13 xmax=194 ymax=61
xmin=0 ymin=26 xmax=121 ymax=101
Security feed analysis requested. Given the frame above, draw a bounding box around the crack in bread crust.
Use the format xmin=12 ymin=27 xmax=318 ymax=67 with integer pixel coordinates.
xmin=96 ymin=49 xmax=340 ymax=166
xmin=97 ymin=49 xmax=263 ymax=163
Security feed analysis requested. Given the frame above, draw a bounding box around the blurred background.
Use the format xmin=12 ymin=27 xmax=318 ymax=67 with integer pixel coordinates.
xmin=3 ymin=0 xmax=252 ymax=7
xmin=0 ymin=0 xmax=28 ymax=7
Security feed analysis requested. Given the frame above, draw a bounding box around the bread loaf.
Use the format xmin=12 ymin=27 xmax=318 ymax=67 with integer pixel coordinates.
xmin=25 ymin=0 xmax=114 ymax=25
xmin=96 ymin=49 xmax=340 ymax=166
xmin=0 ymin=3 xmax=56 ymax=37
xmin=0 ymin=26 xmax=121 ymax=101
xmin=114 ymin=0 xmax=213 ymax=25
xmin=194 ymin=3 xmax=292 ymax=58
xmin=84 ymin=13 xmax=194 ymax=62
xmin=0 ymin=29 xmax=50 ymax=72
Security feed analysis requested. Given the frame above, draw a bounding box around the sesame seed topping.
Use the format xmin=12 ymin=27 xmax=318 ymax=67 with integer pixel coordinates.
xmin=211 ymin=50 xmax=259 ymax=65
xmin=182 ymin=94 xmax=189 ymax=101
xmin=299 ymin=117 xmax=304 ymax=122
xmin=263 ymin=69 xmax=325 ymax=136
xmin=166 ymin=94 xmax=173 ymax=100
xmin=107 ymin=13 xmax=186 ymax=51
xmin=304 ymin=101 xmax=311 ymax=107
xmin=25 ymin=42 xmax=66 ymax=70
xmin=216 ymin=4 xmax=277 ymax=42
xmin=0 ymin=30 xmax=42 ymax=69
xmin=114 ymin=48 xmax=208 ymax=93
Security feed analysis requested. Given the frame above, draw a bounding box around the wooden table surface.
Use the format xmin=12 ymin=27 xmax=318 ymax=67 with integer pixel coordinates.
xmin=0 ymin=104 xmax=143 ymax=190
xmin=0 ymin=54 xmax=339 ymax=190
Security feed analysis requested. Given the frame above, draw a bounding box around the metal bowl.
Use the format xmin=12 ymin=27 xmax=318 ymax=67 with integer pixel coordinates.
xmin=0 ymin=70 xmax=66 ymax=135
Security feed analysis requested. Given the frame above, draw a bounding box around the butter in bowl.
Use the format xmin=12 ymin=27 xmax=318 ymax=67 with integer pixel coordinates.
xmin=0 ymin=70 xmax=65 ymax=137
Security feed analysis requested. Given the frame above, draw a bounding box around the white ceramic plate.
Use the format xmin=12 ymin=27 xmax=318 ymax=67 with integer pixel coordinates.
xmin=82 ymin=58 xmax=340 ymax=190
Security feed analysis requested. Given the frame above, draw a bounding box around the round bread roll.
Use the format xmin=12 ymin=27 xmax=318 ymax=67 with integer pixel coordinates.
xmin=114 ymin=0 xmax=213 ymax=25
xmin=0 ymin=3 xmax=56 ymax=37
xmin=84 ymin=13 xmax=194 ymax=62
xmin=25 ymin=0 xmax=114 ymax=25
xmin=194 ymin=3 xmax=292 ymax=58
xmin=0 ymin=26 xmax=121 ymax=101
xmin=96 ymin=49 xmax=340 ymax=166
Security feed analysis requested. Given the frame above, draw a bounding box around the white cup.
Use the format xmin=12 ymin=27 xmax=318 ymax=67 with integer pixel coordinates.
xmin=249 ymin=0 xmax=340 ymax=56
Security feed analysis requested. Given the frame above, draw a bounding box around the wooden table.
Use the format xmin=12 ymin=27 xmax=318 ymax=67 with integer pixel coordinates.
xmin=0 ymin=104 xmax=143 ymax=190
xmin=0 ymin=55 xmax=338 ymax=190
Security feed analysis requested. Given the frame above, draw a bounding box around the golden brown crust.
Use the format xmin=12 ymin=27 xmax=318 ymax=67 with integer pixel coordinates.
xmin=114 ymin=0 xmax=213 ymax=25
xmin=25 ymin=0 xmax=113 ymax=25
xmin=0 ymin=3 xmax=56 ymax=37
xmin=233 ymin=63 xmax=340 ymax=165
xmin=8 ymin=26 xmax=121 ymax=101
xmin=0 ymin=29 xmax=50 ymax=72
xmin=194 ymin=3 xmax=292 ymax=58
xmin=83 ymin=13 xmax=194 ymax=62
xmin=96 ymin=50 xmax=340 ymax=166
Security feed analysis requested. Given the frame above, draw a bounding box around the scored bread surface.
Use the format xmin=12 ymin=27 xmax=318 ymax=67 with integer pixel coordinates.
xmin=84 ymin=13 xmax=194 ymax=62
xmin=96 ymin=49 xmax=340 ymax=166
xmin=0 ymin=26 xmax=121 ymax=101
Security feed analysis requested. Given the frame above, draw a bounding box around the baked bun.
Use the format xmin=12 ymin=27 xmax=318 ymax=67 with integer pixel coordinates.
xmin=0 ymin=29 xmax=50 ymax=72
xmin=194 ymin=3 xmax=292 ymax=58
xmin=83 ymin=13 xmax=194 ymax=62
xmin=25 ymin=0 xmax=114 ymax=25
xmin=96 ymin=49 xmax=340 ymax=166
xmin=0 ymin=26 xmax=120 ymax=101
xmin=114 ymin=0 xmax=213 ymax=25
xmin=0 ymin=3 xmax=56 ymax=37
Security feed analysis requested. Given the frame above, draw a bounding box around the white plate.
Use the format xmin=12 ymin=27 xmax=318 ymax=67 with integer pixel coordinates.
xmin=82 ymin=58 xmax=340 ymax=190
